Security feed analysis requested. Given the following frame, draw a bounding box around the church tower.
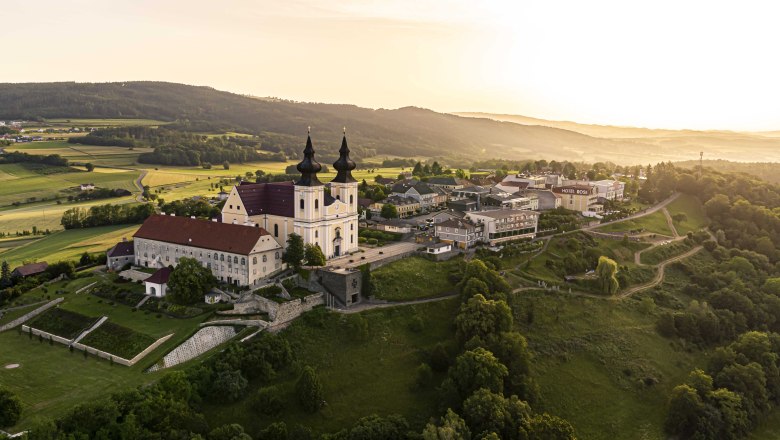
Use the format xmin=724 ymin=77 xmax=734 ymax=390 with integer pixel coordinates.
xmin=331 ymin=131 xmax=358 ymax=213
xmin=294 ymin=131 xmax=325 ymax=248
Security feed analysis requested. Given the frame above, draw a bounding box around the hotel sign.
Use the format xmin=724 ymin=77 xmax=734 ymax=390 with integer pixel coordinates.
xmin=559 ymin=188 xmax=590 ymax=195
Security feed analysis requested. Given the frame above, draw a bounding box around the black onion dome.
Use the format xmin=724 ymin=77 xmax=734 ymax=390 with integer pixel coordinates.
xmin=332 ymin=134 xmax=357 ymax=183
xmin=295 ymin=134 xmax=323 ymax=186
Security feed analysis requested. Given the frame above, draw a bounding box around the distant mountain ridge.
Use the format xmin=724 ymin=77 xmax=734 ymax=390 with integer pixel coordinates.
xmin=455 ymin=112 xmax=780 ymax=163
xmin=0 ymin=81 xmax=776 ymax=163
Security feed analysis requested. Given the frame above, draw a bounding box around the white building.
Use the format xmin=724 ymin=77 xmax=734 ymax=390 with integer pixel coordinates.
xmin=133 ymin=214 xmax=284 ymax=287
xmin=592 ymin=180 xmax=625 ymax=201
xmin=143 ymin=267 xmax=170 ymax=297
xmin=465 ymin=209 xmax=539 ymax=245
xmin=426 ymin=242 xmax=452 ymax=255
xmin=221 ymin=133 xmax=360 ymax=259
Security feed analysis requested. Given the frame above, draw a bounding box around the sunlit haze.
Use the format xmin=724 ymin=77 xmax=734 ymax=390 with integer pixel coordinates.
xmin=3 ymin=0 xmax=780 ymax=130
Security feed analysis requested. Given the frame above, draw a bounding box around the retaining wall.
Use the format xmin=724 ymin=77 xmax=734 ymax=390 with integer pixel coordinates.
xmin=0 ymin=298 xmax=63 ymax=333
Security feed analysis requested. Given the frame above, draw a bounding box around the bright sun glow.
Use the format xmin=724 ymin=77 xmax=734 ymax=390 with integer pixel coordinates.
xmin=2 ymin=0 xmax=780 ymax=130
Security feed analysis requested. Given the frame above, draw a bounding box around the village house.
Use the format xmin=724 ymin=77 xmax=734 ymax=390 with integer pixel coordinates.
xmin=11 ymin=262 xmax=48 ymax=278
xmin=592 ymin=179 xmax=626 ymax=201
xmin=524 ymin=189 xmax=562 ymax=210
xmin=482 ymin=192 xmax=539 ymax=211
xmin=369 ymin=196 xmax=420 ymax=218
xmin=390 ymin=180 xmax=447 ymax=209
xmin=434 ymin=219 xmax=483 ymax=249
xmin=426 ymin=176 xmax=468 ymax=191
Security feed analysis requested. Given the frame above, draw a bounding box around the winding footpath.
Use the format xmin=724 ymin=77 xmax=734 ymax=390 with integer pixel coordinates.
xmin=134 ymin=170 xmax=148 ymax=202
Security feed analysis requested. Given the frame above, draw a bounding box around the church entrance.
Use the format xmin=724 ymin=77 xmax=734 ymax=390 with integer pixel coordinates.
xmin=333 ymin=229 xmax=342 ymax=257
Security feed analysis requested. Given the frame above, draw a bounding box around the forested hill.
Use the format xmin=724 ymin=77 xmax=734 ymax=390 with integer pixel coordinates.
xmin=0 ymin=81 xmax=658 ymax=163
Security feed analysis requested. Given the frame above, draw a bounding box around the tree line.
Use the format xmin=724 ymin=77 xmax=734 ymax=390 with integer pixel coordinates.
xmin=60 ymin=203 xmax=154 ymax=229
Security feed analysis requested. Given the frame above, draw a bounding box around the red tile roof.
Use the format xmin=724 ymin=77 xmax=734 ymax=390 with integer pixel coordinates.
xmin=235 ymin=181 xmax=295 ymax=217
xmin=144 ymin=267 xmax=171 ymax=285
xmin=133 ymin=215 xmax=271 ymax=255
xmin=12 ymin=261 xmax=48 ymax=277
xmin=107 ymin=241 xmax=134 ymax=257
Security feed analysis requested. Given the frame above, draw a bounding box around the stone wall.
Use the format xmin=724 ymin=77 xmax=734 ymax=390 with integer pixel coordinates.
xmin=0 ymin=298 xmax=63 ymax=333
xmin=21 ymin=323 xmax=172 ymax=367
xmin=148 ymin=326 xmax=237 ymax=371
xmin=251 ymin=293 xmax=325 ymax=325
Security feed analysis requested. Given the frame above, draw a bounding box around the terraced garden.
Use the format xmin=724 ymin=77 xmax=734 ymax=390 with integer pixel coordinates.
xmin=79 ymin=321 xmax=156 ymax=359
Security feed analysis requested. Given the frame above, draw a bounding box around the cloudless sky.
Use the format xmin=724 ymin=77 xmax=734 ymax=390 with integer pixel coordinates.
xmin=2 ymin=0 xmax=780 ymax=130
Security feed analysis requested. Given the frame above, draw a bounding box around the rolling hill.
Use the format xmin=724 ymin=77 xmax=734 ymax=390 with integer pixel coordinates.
xmin=456 ymin=112 xmax=780 ymax=163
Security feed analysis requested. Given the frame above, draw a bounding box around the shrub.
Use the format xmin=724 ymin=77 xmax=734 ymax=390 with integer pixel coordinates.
xmin=414 ymin=363 xmax=434 ymax=389
xmin=251 ymin=386 xmax=284 ymax=415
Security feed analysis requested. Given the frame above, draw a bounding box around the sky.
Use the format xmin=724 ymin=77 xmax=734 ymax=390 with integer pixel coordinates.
xmin=2 ymin=0 xmax=780 ymax=131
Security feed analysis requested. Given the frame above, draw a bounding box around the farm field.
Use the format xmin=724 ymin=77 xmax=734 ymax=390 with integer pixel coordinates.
xmin=597 ymin=209 xmax=675 ymax=236
xmin=0 ymin=224 xmax=139 ymax=267
xmin=6 ymin=141 xmax=153 ymax=167
xmin=0 ymin=196 xmax=138 ymax=235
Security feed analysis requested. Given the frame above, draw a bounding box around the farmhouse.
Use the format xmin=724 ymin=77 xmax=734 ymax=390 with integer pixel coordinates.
xmin=132 ymin=214 xmax=284 ymax=287
xmin=11 ymin=261 xmax=48 ymax=278
xmin=221 ymin=133 xmax=359 ymax=259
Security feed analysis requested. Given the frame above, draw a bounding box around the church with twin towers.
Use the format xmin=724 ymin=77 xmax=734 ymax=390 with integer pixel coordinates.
xmin=221 ymin=130 xmax=360 ymax=260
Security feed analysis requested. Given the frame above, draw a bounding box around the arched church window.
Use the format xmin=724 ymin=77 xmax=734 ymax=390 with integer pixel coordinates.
xmin=300 ymin=199 xmax=304 ymax=210
xmin=350 ymin=195 xmax=354 ymax=204
xmin=315 ymin=199 xmax=319 ymax=209
xmin=315 ymin=230 xmax=318 ymax=238
xmin=274 ymin=224 xmax=279 ymax=237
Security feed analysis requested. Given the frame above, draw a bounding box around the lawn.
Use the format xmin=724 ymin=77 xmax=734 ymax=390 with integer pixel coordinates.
xmin=80 ymin=321 xmax=156 ymax=359
xmin=26 ymin=307 xmax=98 ymax=340
xmin=372 ymin=256 xmax=460 ymax=301
xmin=0 ymin=224 xmax=140 ymax=267
xmin=0 ymin=303 xmax=41 ymax=326
xmin=202 ymin=298 xmax=460 ymax=435
xmin=511 ymin=290 xmax=706 ymax=440
xmin=639 ymin=240 xmax=694 ymax=265
xmin=598 ymin=210 xmax=674 ymax=236
xmin=665 ymin=194 xmax=708 ymax=235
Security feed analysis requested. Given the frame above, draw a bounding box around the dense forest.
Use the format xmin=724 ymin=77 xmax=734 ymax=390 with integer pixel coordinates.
xmin=0 ymin=81 xmax=657 ymax=162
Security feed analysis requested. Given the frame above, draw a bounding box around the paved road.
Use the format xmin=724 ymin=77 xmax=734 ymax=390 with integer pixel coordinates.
xmin=134 ymin=170 xmax=148 ymax=202
xmin=326 ymin=241 xmax=420 ymax=269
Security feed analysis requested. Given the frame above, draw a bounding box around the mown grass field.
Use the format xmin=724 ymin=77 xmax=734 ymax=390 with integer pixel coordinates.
xmin=203 ymin=299 xmax=460 ymax=435
xmin=0 ymin=224 xmax=139 ymax=267
xmin=666 ymin=194 xmax=708 ymax=235
xmin=598 ymin=209 xmax=674 ymax=236
xmin=372 ymin=256 xmax=461 ymax=301
xmin=0 ymin=196 xmax=138 ymax=235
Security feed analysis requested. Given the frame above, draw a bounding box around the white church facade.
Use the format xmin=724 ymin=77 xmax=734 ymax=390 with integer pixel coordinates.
xmin=221 ymin=132 xmax=360 ymax=259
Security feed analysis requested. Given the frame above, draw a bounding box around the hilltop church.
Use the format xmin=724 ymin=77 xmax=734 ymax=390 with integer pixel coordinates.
xmin=121 ymin=131 xmax=360 ymax=289
xmin=221 ymin=131 xmax=360 ymax=259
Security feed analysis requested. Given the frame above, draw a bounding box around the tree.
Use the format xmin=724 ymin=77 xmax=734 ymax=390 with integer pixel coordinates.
xmin=304 ymin=243 xmax=326 ymax=267
xmin=208 ymin=423 xmax=253 ymax=440
xmin=527 ymin=413 xmax=576 ymax=440
xmin=223 ymin=160 xmax=230 ymax=170
xmin=296 ymin=366 xmax=324 ymax=413
xmin=381 ymin=203 xmax=399 ymax=219
xmin=443 ymin=348 xmax=508 ymax=403
xmin=596 ymin=256 xmax=619 ymax=295
xmin=461 ymin=389 xmax=531 ymax=439
xmin=0 ymin=388 xmax=22 ymax=428
xmin=0 ymin=261 xmax=10 ymax=288
xmin=664 ymin=384 xmax=705 ymax=438
xmin=283 ymin=233 xmax=304 ymax=270
xmin=211 ymin=370 xmax=248 ymax=403
xmin=455 ymin=294 xmax=513 ymax=346
xmin=85 ymin=162 xmax=95 ymax=172
xmin=423 ymin=409 xmax=471 ymax=440
xmin=167 ymin=257 xmax=217 ymax=305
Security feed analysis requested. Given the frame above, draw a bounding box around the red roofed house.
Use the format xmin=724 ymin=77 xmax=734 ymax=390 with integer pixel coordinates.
xmin=221 ymin=133 xmax=359 ymax=259
xmin=133 ymin=214 xmax=284 ymax=287
xmin=11 ymin=261 xmax=48 ymax=278
xmin=144 ymin=267 xmax=171 ymax=297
